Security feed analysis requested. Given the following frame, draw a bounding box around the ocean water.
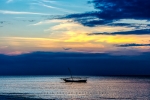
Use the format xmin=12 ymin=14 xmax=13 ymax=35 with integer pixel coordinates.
xmin=0 ymin=76 xmax=150 ymax=100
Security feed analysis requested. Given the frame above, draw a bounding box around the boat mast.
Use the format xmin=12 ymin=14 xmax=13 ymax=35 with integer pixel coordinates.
xmin=68 ymin=68 xmax=73 ymax=80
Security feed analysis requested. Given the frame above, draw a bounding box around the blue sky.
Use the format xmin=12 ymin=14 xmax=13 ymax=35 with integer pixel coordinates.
xmin=0 ymin=0 xmax=95 ymax=38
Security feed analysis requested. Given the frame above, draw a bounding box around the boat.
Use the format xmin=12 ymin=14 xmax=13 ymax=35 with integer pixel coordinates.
xmin=61 ymin=68 xmax=87 ymax=83
xmin=62 ymin=77 xmax=87 ymax=82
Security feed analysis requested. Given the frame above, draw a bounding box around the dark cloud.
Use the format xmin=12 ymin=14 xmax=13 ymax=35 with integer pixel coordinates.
xmin=58 ymin=0 xmax=150 ymax=34
xmin=90 ymin=0 xmax=150 ymax=20
xmin=116 ymin=43 xmax=150 ymax=47
xmin=87 ymin=29 xmax=150 ymax=35
xmin=0 ymin=21 xmax=6 ymax=24
xmin=0 ymin=21 xmax=6 ymax=27
xmin=0 ymin=21 xmax=12 ymax=26
xmin=28 ymin=20 xmax=35 ymax=22
xmin=21 ymin=20 xmax=35 ymax=22
xmin=66 ymin=0 xmax=150 ymax=24
xmin=0 ymin=51 xmax=150 ymax=76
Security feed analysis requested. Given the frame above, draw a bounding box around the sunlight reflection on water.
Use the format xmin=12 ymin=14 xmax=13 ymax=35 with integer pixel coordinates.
xmin=0 ymin=76 xmax=150 ymax=100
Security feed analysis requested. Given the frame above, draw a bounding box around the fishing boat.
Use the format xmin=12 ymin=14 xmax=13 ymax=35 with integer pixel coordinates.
xmin=61 ymin=68 xmax=87 ymax=83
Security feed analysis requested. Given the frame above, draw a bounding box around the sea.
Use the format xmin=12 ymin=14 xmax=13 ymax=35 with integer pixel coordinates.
xmin=0 ymin=76 xmax=150 ymax=100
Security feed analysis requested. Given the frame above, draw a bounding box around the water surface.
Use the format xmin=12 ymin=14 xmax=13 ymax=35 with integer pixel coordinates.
xmin=0 ymin=76 xmax=150 ymax=100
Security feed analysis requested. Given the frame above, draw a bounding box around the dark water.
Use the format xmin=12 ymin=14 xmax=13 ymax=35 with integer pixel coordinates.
xmin=0 ymin=76 xmax=150 ymax=100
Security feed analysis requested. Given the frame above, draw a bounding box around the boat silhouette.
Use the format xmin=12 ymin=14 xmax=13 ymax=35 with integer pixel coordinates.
xmin=61 ymin=68 xmax=87 ymax=83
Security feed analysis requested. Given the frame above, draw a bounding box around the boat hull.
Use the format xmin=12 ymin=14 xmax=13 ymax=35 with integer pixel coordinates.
xmin=62 ymin=78 xmax=87 ymax=83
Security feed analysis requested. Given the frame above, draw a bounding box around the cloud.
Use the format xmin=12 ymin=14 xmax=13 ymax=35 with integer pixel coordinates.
xmin=42 ymin=0 xmax=57 ymax=3
xmin=0 ymin=21 xmax=9 ymax=27
xmin=0 ymin=46 xmax=8 ymax=49
xmin=0 ymin=10 xmax=50 ymax=15
xmin=0 ymin=21 xmax=6 ymax=24
xmin=116 ymin=43 xmax=150 ymax=47
xmin=6 ymin=0 xmax=13 ymax=3
xmin=48 ymin=19 xmax=133 ymax=33
xmin=87 ymin=29 xmax=150 ymax=35
xmin=32 ymin=1 xmax=74 ymax=13
xmin=42 ymin=3 xmax=73 ymax=13
xmin=1 ymin=51 xmax=150 ymax=75
xmin=31 ymin=19 xmax=70 ymax=26
xmin=21 ymin=20 xmax=35 ymax=22
xmin=61 ymin=0 xmax=150 ymax=25
xmin=57 ymin=0 xmax=150 ymax=34
xmin=62 ymin=47 xmax=72 ymax=50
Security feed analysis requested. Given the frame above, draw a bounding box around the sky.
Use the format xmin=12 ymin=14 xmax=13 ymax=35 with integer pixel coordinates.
xmin=0 ymin=0 xmax=150 ymax=75
xmin=0 ymin=0 xmax=150 ymax=55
